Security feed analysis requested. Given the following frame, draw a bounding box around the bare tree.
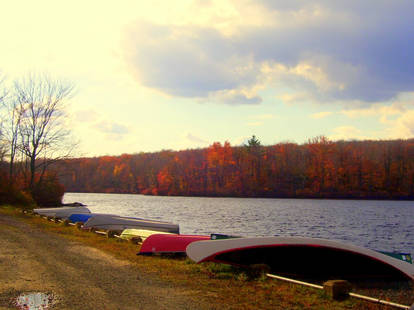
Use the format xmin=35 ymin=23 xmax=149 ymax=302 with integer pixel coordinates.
xmin=1 ymin=93 xmax=23 ymax=183
xmin=0 ymin=73 xmax=9 ymax=163
xmin=14 ymin=74 xmax=76 ymax=191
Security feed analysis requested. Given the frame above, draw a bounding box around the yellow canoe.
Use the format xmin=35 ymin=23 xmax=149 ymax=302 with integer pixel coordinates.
xmin=119 ymin=229 xmax=174 ymax=241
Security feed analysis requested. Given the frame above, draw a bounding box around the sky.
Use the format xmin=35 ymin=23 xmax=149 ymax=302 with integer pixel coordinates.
xmin=1 ymin=0 xmax=414 ymax=156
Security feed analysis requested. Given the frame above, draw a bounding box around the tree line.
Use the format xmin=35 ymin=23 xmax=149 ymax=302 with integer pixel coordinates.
xmin=1 ymin=73 xmax=413 ymax=203
xmin=56 ymin=136 xmax=414 ymax=200
xmin=0 ymin=73 xmax=75 ymax=206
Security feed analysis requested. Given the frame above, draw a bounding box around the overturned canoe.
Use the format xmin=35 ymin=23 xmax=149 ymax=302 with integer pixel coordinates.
xmin=82 ymin=214 xmax=179 ymax=233
xmin=119 ymin=229 xmax=173 ymax=241
xmin=68 ymin=213 xmax=118 ymax=224
xmin=68 ymin=213 xmax=93 ymax=223
xmin=186 ymin=236 xmax=414 ymax=281
xmin=380 ymin=251 xmax=413 ymax=264
xmin=33 ymin=207 xmax=91 ymax=219
xmin=139 ymin=234 xmax=210 ymax=255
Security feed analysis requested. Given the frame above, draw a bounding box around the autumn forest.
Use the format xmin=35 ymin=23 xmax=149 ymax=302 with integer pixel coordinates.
xmin=55 ymin=136 xmax=414 ymax=200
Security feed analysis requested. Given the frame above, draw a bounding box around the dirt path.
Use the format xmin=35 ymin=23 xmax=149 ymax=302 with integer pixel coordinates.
xmin=0 ymin=213 xmax=215 ymax=310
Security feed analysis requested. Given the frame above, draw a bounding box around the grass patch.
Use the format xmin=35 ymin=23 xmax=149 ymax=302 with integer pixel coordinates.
xmin=1 ymin=204 xmax=413 ymax=309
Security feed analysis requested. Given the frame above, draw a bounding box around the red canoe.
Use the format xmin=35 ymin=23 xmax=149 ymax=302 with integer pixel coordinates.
xmin=186 ymin=236 xmax=414 ymax=281
xmin=138 ymin=234 xmax=210 ymax=255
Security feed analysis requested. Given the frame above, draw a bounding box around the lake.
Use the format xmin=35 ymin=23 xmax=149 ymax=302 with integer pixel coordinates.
xmin=63 ymin=193 xmax=414 ymax=255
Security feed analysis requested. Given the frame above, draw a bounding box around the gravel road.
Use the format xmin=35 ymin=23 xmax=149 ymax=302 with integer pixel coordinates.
xmin=0 ymin=213 xmax=215 ymax=310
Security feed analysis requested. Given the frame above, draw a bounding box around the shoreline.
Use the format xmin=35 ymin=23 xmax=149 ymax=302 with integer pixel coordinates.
xmin=1 ymin=205 xmax=413 ymax=309
xmin=64 ymin=191 xmax=414 ymax=202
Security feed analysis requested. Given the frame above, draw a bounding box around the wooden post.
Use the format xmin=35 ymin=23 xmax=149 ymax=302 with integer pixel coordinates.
xmin=247 ymin=264 xmax=271 ymax=279
xmin=323 ymin=280 xmax=351 ymax=300
xmin=267 ymin=274 xmax=411 ymax=309
xmin=130 ymin=236 xmax=142 ymax=244
xmin=107 ymin=230 xmax=117 ymax=238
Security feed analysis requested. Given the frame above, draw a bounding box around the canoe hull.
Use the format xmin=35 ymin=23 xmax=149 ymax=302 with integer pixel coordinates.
xmin=187 ymin=237 xmax=414 ymax=281
xmin=83 ymin=214 xmax=179 ymax=234
xmin=139 ymin=234 xmax=210 ymax=255
xmin=120 ymin=229 xmax=173 ymax=240
xmin=69 ymin=213 xmax=93 ymax=223
xmin=34 ymin=207 xmax=91 ymax=219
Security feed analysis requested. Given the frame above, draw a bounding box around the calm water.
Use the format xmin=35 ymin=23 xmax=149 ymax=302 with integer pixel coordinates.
xmin=63 ymin=193 xmax=414 ymax=255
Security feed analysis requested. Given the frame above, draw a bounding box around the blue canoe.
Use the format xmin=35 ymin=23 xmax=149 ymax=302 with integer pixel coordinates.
xmin=69 ymin=213 xmax=93 ymax=223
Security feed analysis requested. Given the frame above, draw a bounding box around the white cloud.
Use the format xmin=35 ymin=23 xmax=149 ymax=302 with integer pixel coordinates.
xmin=94 ymin=121 xmax=130 ymax=140
xmin=206 ymin=89 xmax=262 ymax=105
xmin=123 ymin=1 xmax=414 ymax=106
xmin=336 ymin=93 xmax=414 ymax=140
xmin=186 ymin=133 xmax=208 ymax=144
xmin=247 ymin=121 xmax=263 ymax=127
xmin=246 ymin=113 xmax=276 ymax=126
xmin=253 ymin=114 xmax=275 ymax=120
xmin=384 ymin=110 xmax=414 ymax=139
xmin=232 ymin=135 xmax=251 ymax=146
xmin=279 ymin=93 xmax=310 ymax=104
xmin=400 ymin=112 xmax=414 ymax=134
xmin=73 ymin=110 xmax=100 ymax=122
xmin=329 ymin=126 xmax=370 ymax=141
xmin=310 ymin=111 xmax=333 ymax=119
xmin=340 ymin=104 xmax=405 ymax=120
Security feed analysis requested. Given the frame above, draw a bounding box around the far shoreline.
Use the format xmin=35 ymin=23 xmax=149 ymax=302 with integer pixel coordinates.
xmin=63 ymin=191 xmax=414 ymax=202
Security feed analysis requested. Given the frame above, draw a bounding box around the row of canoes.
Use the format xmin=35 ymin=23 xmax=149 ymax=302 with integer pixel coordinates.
xmin=32 ymin=206 xmax=414 ymax=282
xmin=33 ymin=206 xmax=179 ymax=234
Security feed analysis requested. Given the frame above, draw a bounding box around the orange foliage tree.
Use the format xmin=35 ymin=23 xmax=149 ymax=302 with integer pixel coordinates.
xmin=55 ymin=137 xmax=414 ymax=200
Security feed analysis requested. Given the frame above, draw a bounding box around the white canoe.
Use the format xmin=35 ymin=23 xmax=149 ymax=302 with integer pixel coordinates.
xmin=119 ymin=229 xmax=174 ymax=241
xmin=33 ymin=207 xmax=91 ymax=219
xmin=186 ymin=236 xmax=414 ymax=281
xmin=82 ymin=214 xmax=179 ymax=233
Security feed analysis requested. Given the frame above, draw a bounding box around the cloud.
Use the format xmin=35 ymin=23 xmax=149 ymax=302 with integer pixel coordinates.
xmin=310 ymin=111 xmax=333 ymax=119
xmin=398 ymin=111 xmax=414 ymax=135
xmin=340 ymin=102 xmax=407 ymax=124
xmin=95 ymin=121 xmax=130 ymax=140
xmin=246 ymin=113 xmax=276 ymax=126
xmin=253 ymin=113 xmax=275 ymax=120
xmin=247 ymin=121 xmax=262 ymax=127
xmin=335 ymin=92 xmax=414 ymax=139
xmin=279 ymin=93 xmax=310 ymax=104
xmin=185 ymin=133 xmax=208 ymax=144
xmin=199 ymin=89 xmax=262 ymax=105
xmin=233 ymin=135 xmax=252 ymax=146
xmin=124 ymin=22 xmax=261 ymax=104
xmin=73 ymin=110 xmax=99 ymax=122
xmin=384 ymin=110 xmax=414 ymax=138
xmin=329 ymin=126 xmax=370 ymax=141
xmin=123 ymin=1 xmax=414 ymax=106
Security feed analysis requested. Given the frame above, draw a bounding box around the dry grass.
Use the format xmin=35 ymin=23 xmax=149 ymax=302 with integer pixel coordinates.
xmin=1 ymin=205 xmax=413 ymax=310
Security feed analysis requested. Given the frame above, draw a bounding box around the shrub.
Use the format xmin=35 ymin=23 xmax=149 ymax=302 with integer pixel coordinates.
xmin=32 ymin=173 xmax=65 ymax=206
xmin=0 ymin=182 xmax=35 ymax=208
